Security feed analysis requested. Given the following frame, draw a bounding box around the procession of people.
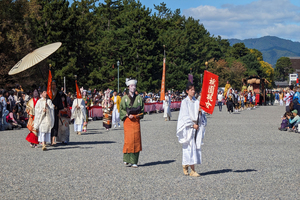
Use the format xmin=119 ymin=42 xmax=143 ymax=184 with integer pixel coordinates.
xmin=3 ymin=75 xmax=295 ymax=176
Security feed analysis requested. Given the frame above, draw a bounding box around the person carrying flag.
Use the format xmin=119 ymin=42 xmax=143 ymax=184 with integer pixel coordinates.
xmin=176 ymin=82 xmax=207 ymax=177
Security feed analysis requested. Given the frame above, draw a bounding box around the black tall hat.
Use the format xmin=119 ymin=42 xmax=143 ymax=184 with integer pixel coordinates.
xmin=41 ymin=85 xmax=47 ymax=92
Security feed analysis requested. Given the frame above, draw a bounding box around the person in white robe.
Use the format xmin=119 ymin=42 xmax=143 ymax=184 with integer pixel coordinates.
xmin=163 ymin=91 xmax=172 ymax=121
xmin=176 ymin=82 xmax=207 ymax=177
xmin=33 ymin=89 xmax=54 ymax=151
xmin=111 ymin=90 xmax=121 ymax=128
xmin=71 ymin=98 xmax=86 ymax=135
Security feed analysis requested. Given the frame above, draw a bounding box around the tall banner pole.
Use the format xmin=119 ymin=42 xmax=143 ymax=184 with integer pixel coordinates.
xmin=160 ymin=45 xmax=166 ymax=101
xmin=195 ymin=68 xmax=219 ymax=142
xmin=64 ymin=76 xmax=66 ymax=93
xmin=45 ymin=64 xmax=53 ymax=116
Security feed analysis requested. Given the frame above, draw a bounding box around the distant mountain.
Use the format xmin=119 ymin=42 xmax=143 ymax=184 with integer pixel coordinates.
xmin=228 ymin=36 xmax=300 ymax=67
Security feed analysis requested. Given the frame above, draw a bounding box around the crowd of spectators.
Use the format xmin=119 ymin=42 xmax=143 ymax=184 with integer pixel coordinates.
xmin=278 ymin=86 xmax=300 ymax=133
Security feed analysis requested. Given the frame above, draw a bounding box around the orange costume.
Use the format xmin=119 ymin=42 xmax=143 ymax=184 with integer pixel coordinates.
xmin=25 ymin=97 xmax=39 ymax=145
xmin=123 ymin=116 xmax=142 ymax=153
xmin=120 ymin=93 xmax=144 ymax=165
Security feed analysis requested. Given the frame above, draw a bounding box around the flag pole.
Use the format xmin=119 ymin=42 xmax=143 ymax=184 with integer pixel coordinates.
xmin=74 ymin=75 xmax=78 ymax=106
xmin=160 ymin=45 xmax=166 ymax=101
xmin=45 ymin=64 xmax=52 ymax=115
xmin=50 ymin=64 xmax=52 ymax=99
xmin=195 ymin=64 xmax=206 ymax=142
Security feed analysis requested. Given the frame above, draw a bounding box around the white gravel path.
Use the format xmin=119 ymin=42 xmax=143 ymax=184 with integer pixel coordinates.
xmin=0 ymin=104 xmax=299 ymax=199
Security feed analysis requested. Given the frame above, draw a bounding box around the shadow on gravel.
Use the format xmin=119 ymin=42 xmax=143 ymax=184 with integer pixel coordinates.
xmin=200 ymin=169 xmax=257 ymax=176
xmin=233 ymin=169 xmax=257 ymax=173
xmin=139 ymin=160 xmax=175 ymax=167
xmin=68 ymin=141 xmax=116 ymax=145
xmin=49 ymin=146 xmax=93 ymax=150
xmin=82 ymin=131 xmax=103 ymax=135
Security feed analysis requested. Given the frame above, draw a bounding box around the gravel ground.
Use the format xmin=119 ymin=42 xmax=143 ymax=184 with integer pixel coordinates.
xmin=0 ymin=104 xmax=299 ymax=199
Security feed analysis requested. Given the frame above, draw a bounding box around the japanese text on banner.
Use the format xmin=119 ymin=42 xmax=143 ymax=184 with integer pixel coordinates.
xmin=205 ymin=78 xmax=216 ymax=109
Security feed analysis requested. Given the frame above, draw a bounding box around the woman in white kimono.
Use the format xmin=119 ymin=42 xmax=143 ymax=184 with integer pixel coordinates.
xmin=176 ymin=82 xmax=207 ymax=177
xmin=34 ymin=89 xmax=54 ymax=151
xmin=163 ymin=91 xmax=172 ymax=121
xmin=71 ymin=97 xmax=86 ymax=135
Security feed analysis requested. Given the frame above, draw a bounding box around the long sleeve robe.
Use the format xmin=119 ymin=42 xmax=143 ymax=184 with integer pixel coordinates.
xmin=120 ymin=94 xmax=144 ymax=153
xmin=176 ymin=96 xmax=207 ymax=165
xmin=111 ymin=95 xmax=121 ymax=125
xmin=51 ymin=91 xmax=64 ymax=135
xmin=71 ymin=98 xmax=86 ymax=125
xmin=163 ymin=95 xmax=172 ymax=118
xmin=33 ymin=98 xmax=54 ymax=133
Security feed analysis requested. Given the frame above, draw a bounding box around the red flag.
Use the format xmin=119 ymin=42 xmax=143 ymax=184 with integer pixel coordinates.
xmin=200 ymin=70 xmax=219 ymax=114
xmin=47 ymin=70 xmax=52 ymax=99
xmin=160 ymin=57 xmax=166 ymax=101
xmin=75 ymin=80 xmax=82 ymax=99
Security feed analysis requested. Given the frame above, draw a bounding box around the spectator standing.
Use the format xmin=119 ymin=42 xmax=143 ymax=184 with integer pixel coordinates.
xmin=163 ymin=91 xmax=172 ymax=121
xmin=217 ymin=91 xmax=223 ymax=112
xmin=283 ymin=88 xmax=292 ymax=112
xmin=0 ymin=90 xmax=9 ymax=131
xmin=279 ymin=91 xmax=284 ymax=106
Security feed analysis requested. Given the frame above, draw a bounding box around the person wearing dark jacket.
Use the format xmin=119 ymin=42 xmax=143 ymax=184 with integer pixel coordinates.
xmin=50 ymin=81 xmax=64 ymax=145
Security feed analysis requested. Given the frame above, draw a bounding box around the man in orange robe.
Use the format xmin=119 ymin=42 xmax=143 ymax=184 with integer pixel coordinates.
xmin=120 ymin=78 xmax=144 ymax=168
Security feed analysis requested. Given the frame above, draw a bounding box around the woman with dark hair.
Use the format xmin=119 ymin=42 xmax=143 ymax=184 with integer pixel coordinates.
xmin=176 ymin=82 xmax=207 ymax=177
xmin=57 ymin=93 xmax=71 ymax=144
xmin=7 ymin=90 xmax=15 ymax=112
xmin=25 ymin=88 xmax=40 ymax=148
xmin=16 ymin=91 xmax=24 ymax=114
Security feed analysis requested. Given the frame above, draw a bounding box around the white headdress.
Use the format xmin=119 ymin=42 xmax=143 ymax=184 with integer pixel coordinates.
xmin=126 ymin=78 xmax=137 ymax=86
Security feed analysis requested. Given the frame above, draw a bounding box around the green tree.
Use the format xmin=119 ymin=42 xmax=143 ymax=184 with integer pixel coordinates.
xmin=0 ymin=0 xmax=41 ymax=88
xmin=231 ymin=43 xmax=249 ymax=59
xmin=240 ymin=53 xmax=262 ymax=77
xmin=250 ymin=48 xmax=263 ymax=61
xmin=274 ymin=57 xmax=293 ymax=81
xmin=29 ymin=0 xmax=75 ymax=88
xmin=0 ymin=0 xmax=274 ymax=92
xmin=260 ymin=61 xmax=274 ymax=88
xmin=208 ymin=59 xmax=246 ymax=89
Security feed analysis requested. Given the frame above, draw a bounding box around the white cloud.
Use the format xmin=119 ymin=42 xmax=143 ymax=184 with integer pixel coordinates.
xmin=182 ymin=0 xmax=300 ymax=41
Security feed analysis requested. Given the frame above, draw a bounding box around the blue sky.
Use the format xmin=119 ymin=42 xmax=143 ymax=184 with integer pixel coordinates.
xmin=70 ymin=0 xmax=300 ymax=41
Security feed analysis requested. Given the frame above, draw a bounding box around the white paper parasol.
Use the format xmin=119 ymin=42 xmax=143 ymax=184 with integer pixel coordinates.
xmin=8 ymin=42 xmax=62 ymax=75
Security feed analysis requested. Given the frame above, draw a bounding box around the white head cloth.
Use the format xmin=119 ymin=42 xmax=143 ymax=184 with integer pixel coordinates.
xmin=126 ymin=78 xmax=137 ymax=86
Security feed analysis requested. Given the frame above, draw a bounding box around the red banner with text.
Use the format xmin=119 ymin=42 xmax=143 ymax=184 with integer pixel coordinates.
xmin=200 ymin=70 xmax=219 ymax=114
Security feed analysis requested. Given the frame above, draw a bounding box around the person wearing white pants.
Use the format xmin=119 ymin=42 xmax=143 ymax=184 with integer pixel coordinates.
xmin=34 ymin=89 xmax=54 ymax=151
xmin=71 ymin=98 xmax=86 ymax=135
xmin=111 ymin=91 xmax=121 ymax=128
xmin=163 ymin=91 xmax=172 ymax=121
xmin=176 ymin=82 xmax=207 ymax=177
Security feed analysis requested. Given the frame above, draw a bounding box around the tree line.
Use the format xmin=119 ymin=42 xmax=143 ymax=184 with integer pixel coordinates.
xmin=1 ymin=0 xmax=275 ymax=92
